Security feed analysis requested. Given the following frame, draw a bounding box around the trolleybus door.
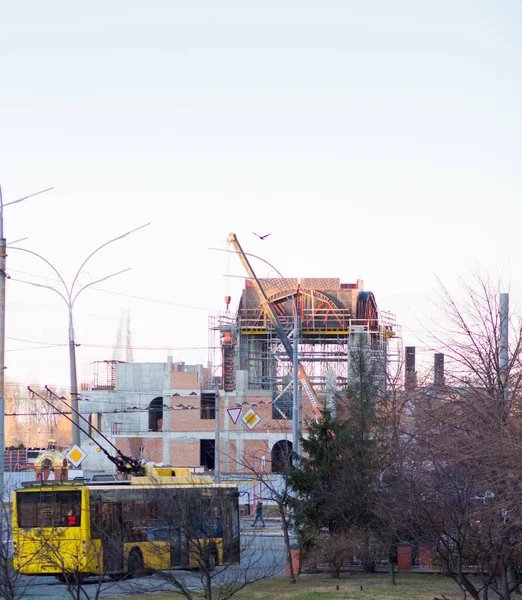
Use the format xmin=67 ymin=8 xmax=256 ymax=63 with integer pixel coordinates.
xmin=99 ymin=501 xmax=124 ymax=573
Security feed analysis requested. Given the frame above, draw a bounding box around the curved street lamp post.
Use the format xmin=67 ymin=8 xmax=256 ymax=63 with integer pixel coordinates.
xmin=10 ymin=223 xmax=149 ymax=448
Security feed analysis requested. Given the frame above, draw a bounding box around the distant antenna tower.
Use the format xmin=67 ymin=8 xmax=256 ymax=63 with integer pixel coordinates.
xmin=113 ymin=309 xmax=133 ymax=363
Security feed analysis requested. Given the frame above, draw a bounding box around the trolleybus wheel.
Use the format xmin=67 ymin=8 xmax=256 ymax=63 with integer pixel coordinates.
xmin=205 ymin=545 xmax=218 ymax=571
xmin=128 ymin=548 xmax=145 ymax=578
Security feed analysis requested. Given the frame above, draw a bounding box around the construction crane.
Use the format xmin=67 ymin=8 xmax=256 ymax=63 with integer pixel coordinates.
xmin=226 ymin=233 xmax=321 ymax=421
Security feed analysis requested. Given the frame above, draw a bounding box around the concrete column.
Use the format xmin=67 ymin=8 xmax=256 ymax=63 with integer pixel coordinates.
xmin=235 ymin=370 xmax=248 ymax=472
xmin=325 ymin=370 xmax=337 ymax=418
xmin=162 ymin=395 xmax=171 ymax=465
xmin=223 ymin=391 xmax=230 ymax=472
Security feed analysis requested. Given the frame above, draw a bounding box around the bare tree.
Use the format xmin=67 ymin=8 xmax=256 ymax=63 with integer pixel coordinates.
xmin=304 ymin=532 xmax=352 ymax=579
xmin=409 ymin=274 xmax=522 ymax=600
xmin=8 ymin=384 xmax=72 ymax=448
xmin=13 ymin=487 xmax=124 ymax=600
xmin=429 ymin=273 xmax=522 ymax=415
xmin=369 ymin=352 xmax=416 ymax=585
xmin=288 ymin=336 xmax=390 ymax=578
xmin=18 ymin=523 xmax=123 ymax=600
xmin=0 ymin=497 xmax=38 ymax=600
xmin=123 ymin=483 xmax=282 ymax=600
xmin=230 ymin=435 xmax=298 ymax=584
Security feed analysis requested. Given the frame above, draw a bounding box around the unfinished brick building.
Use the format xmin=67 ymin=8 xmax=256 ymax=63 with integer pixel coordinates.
xmin=79 ymin=277 xmax=398 ymax=474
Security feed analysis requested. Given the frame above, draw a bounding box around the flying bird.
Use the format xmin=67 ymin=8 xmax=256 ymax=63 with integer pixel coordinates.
xmin=253 ymin=232 xmax=271 ymax=240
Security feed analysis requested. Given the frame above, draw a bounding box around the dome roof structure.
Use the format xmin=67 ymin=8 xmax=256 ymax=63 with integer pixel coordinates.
xmin=34 ymin=439 xmax=67 ymax=469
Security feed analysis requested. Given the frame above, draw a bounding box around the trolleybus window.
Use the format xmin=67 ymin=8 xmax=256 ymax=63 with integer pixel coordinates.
xmin=17 ymin=491 xmax=82 ymax=528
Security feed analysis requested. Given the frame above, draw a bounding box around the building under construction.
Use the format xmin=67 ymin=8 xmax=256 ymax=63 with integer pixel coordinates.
xmin=77 ymin=236 xmax=401 ymax=474
xmin=211 ymin=275 xmax=399 ymax=418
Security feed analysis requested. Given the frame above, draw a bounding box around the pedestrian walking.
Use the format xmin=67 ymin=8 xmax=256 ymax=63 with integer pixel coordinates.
xmin=251 ymin=500 xmax=265 ymax=527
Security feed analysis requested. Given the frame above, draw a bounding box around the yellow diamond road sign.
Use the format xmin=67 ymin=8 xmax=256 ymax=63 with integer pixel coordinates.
xmin=66 ymin=445 xmax=87 ymax=467
xmin=242 ymin=408 xmax=261 ymax=430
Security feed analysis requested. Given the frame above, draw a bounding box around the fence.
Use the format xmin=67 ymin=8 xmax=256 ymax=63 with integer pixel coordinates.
xmin=222 ymin=473 xmax=286 ymax=509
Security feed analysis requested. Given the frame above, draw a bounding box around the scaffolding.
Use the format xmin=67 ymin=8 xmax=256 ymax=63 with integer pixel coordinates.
xmin=89 ymin=360 xmax=123 ymax=391
xmin=209 ymin=278 xmax=401 ymax=413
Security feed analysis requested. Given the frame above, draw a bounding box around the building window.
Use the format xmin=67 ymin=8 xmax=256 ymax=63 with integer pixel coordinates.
xmin=200 ymin=393 xmax=216 ymax=420
xmin=200 ymin=439 xmax=215 ymax=470
xmin=271 ymin=440 xmax=292 ymax=474
xmin=112 ymin=422 xmax=123 ymax=435
xmin=89 ymin=413 xmax=103 ymax=436
xmin=149 ymin=397 xmax=163 ymax=432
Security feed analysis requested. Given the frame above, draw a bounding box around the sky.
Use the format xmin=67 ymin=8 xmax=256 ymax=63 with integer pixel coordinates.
xmin=0 ymin=0 xmax=521 ymax=389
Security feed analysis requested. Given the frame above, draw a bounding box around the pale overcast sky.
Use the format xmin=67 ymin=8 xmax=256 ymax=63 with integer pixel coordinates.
xmin=0 ymin=0 xmax=520 ymax=388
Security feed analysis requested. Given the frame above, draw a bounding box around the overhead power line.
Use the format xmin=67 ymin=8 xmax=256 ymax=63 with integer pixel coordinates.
xmin=9 ymin=269 xmax=219 ymax=312
xmin=6 ymin=335 xmax=210 ymax=352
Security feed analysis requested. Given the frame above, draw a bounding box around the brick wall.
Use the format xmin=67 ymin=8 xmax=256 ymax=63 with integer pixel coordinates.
xmin=116 ymin=437 xmax=163 ymax=463
xmin=227 ymin=440 xmax=237 ymax=472
xmin=243 ymin=440 xmax=272 ymax=472
xmin=167 ymin=392 xmax=310 ymax=435
xmin=170 ymin=393 xmax=216 ymax=432
xmin=170 ymin=440 xmax=200 ymax=468
xmin=170 ymin=371 xmax=199 ymax=389
xmin=170 ymin=366 xmax=212 ymax=389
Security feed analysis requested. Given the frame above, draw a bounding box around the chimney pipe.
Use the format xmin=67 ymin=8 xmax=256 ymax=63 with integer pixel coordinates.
xmin=434 ymin=353 xmax=445 ymax=387
xmin=405 ymin=346 xmax=417 ymax=390
xmin=500 ymin=293 xmax=509 ymax=408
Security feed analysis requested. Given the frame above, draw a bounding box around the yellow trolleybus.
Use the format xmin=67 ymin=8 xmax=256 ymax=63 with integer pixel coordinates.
xmin=13 ymin=466 xmax=240 ymax=580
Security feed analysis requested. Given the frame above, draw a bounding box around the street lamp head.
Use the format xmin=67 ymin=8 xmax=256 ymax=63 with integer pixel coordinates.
xmin=2 ymin=187 xmax=54 ymax=208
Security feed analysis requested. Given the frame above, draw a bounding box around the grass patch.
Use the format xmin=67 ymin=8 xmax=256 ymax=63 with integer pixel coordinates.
xmin=233 ymin=573 xmax=464 ymax=600
xmin=115 ymin=572 xmax=466 ymax=600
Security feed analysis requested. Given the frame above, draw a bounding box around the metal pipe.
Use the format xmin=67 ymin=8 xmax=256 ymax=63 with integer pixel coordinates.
xmin=292 ymin=307 xmax=299 ymax=460
xmin=0 ymin=189 xmax=5 ymax=506
xmin=68 ymin=310 xmax=80 ymax=445
xmin=500 ymin=293 xmax=509 ymax=409
xmin=215 ymin=381 xmax=221 ymax=483
xmin=0 ymin=185 xmax=53 ymax=507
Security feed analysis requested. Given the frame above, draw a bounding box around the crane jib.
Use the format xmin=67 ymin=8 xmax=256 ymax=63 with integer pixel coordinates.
xmin=299 ymin=377 xmax=318 ymax=408
xmin=227 ymin=232 xmax=321 ymax=420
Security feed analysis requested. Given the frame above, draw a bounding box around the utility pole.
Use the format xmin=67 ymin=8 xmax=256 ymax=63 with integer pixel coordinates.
xmin=69 ymin=308 xmax=80 ymax=445
xmin=500 ymin=293 xmax=509 ymax=413
xmin=0 ymin=185 xmax=53 ymax=507
xmin=214 ymin=381 xmax=221 ymax=483
xmin=0 ymin=200 xmax=6 ymax=510
xmin=292 ymin=305 xmax=300 ymax=460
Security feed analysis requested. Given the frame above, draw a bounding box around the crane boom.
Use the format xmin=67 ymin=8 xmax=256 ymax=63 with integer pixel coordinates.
xmin=226 ymin=232 xmax=321 ymax=421
xmin=226 ymin=233 xmax=294 ymax=361
xmin=297 ymin=365 xmax=320 ymax=417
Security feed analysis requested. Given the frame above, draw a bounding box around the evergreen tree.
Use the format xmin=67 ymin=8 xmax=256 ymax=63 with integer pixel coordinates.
xmin=290 ymin=355 xmax=380 ymax=549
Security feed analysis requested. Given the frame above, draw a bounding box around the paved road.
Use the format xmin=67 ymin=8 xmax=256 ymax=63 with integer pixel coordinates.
xmin=18 ymin=527 xmax=289 ymax=600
